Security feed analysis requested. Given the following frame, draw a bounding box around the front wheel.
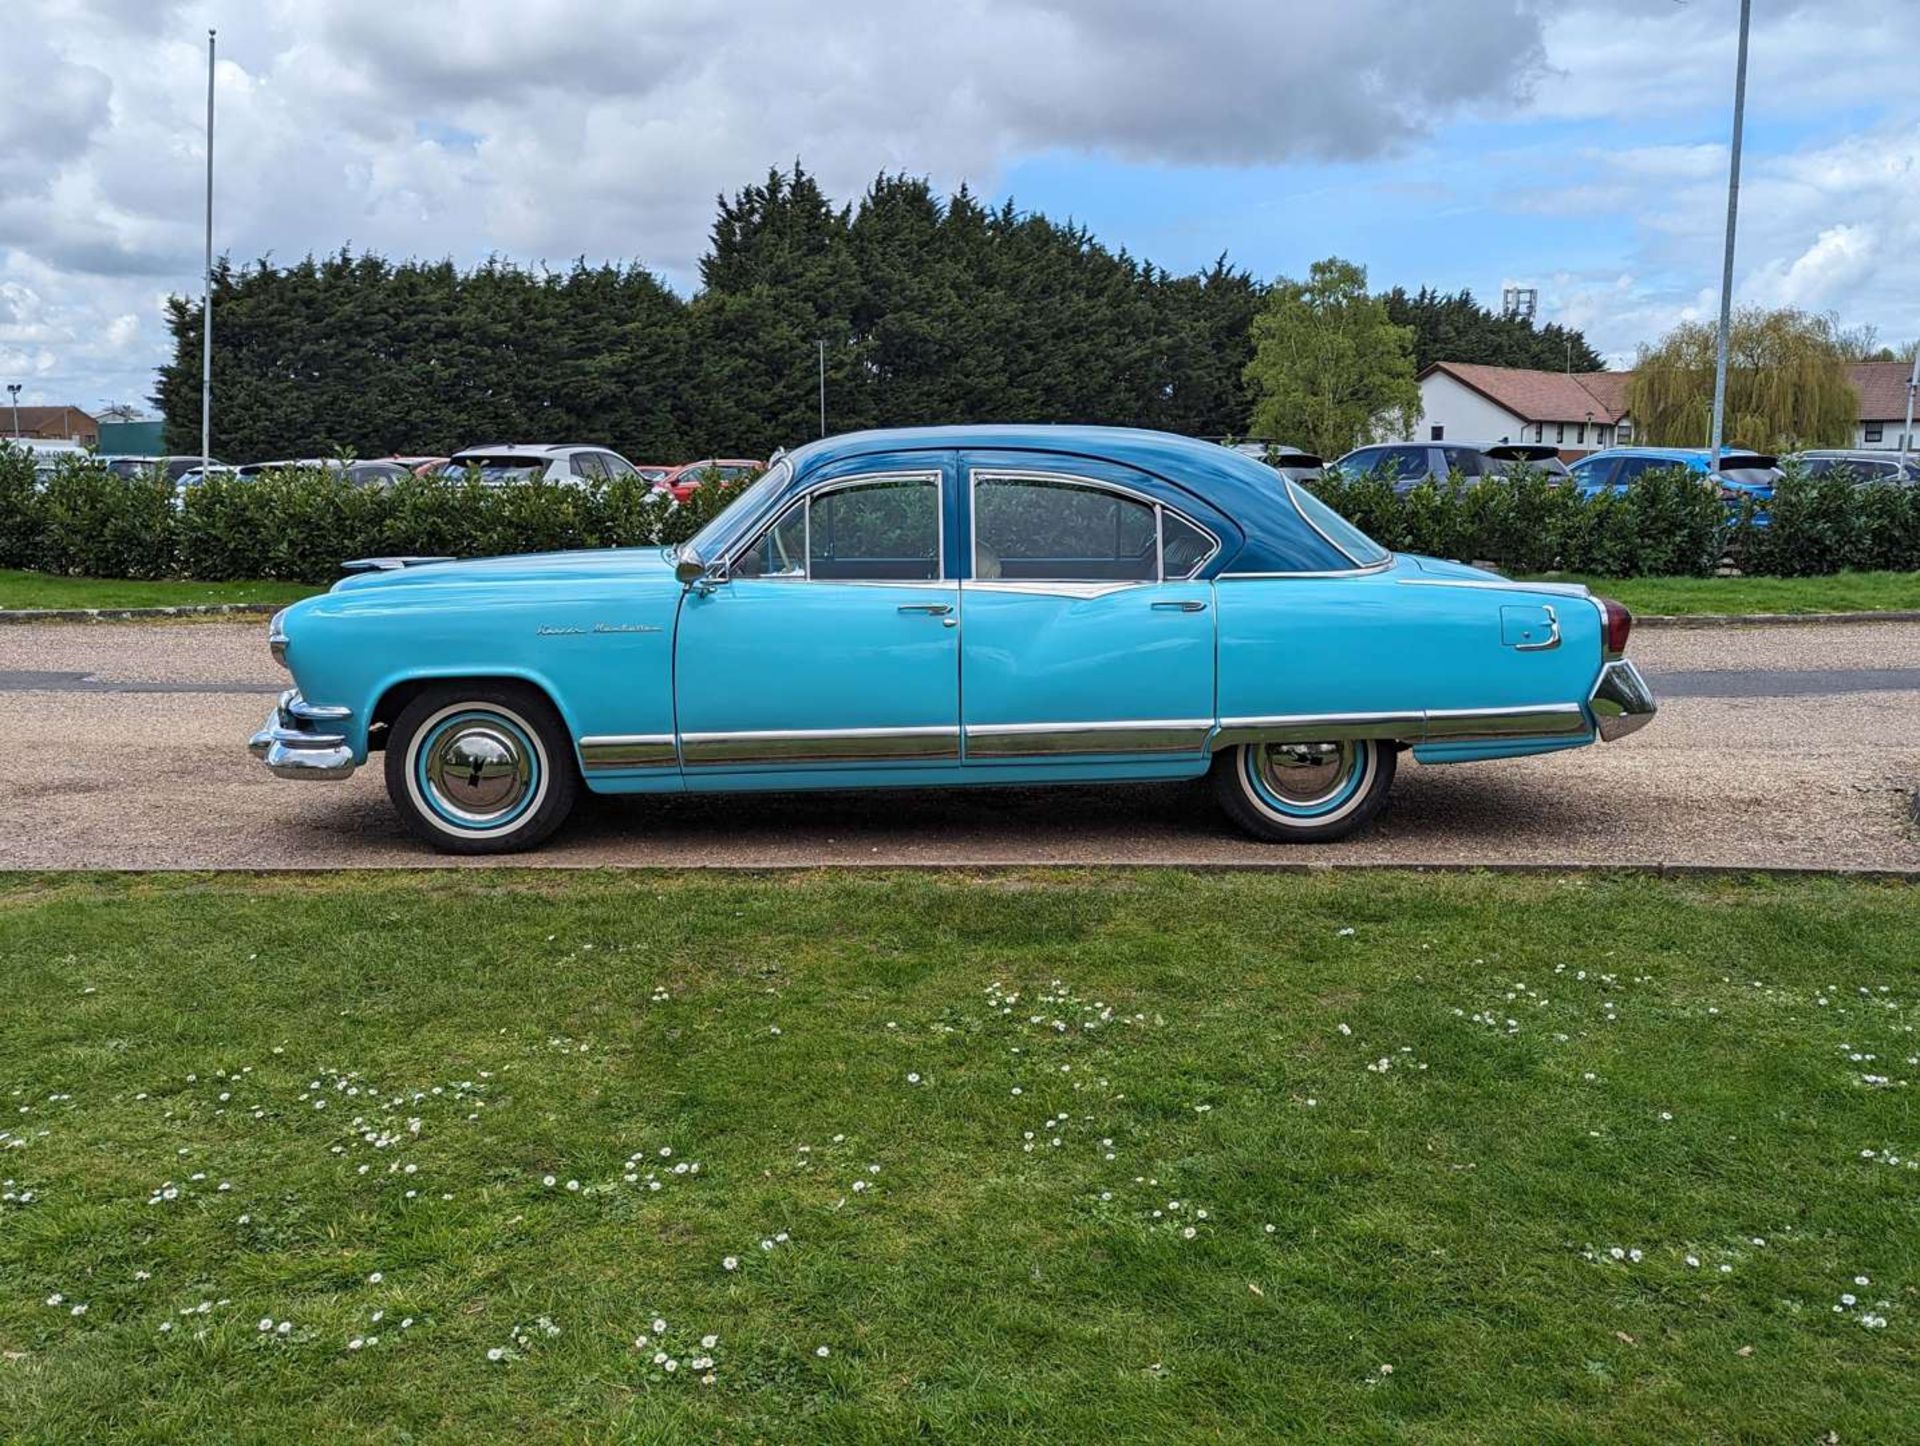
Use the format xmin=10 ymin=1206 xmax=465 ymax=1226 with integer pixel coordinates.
xmin=1211 ymin=739 xmax=1396 ymax=844
xmin=384 ymin=682 xmax=578 ymax=854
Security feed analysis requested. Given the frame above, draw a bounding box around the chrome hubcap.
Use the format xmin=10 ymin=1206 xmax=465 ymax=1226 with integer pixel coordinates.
xmin=425 ymin=724 xmax=530 ymax=822
xmin=1254 ymin=741 xmax=1355 ymax=805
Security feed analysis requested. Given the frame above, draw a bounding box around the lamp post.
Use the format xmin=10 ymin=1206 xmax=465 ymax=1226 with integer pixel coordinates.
xmin=1707 ymin=0 xmax=1752 ymax=470
xmin=816 ymin=339 xmax=827 ymax=438
xmin=201 ymin=29 xmax=216 ymax=477
xmin=1900 ymin=348 xmax=1919 ymax=472
xmin=6 ymin=383 xmax=19 ymax=439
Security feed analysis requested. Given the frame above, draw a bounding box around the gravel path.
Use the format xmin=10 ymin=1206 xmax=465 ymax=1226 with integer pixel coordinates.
xmin=2 ymin=618 xmax=1915 ymax=871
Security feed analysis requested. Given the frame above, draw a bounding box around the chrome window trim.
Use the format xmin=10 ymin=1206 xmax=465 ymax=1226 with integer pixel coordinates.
xmin=726 ymin=468 xmax=945 ymax=583
xmin=966 ymin=468 xmax=1220 ymax=583
xmin=1217 ymin=558 xmax=1395 ymax=580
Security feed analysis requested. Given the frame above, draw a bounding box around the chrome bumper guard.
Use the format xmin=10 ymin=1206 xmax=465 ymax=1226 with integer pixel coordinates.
xmin=1589 ymin=659 xmax=1656 ymax=741
xmin=248 ymin=689 xmax=358 ymax=780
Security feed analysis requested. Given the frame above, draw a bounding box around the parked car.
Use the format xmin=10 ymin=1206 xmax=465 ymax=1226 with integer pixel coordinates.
xmin=102 ymin=454 xmax=223 ymax=482
xmin=634 ymin=464 xmax=675 ymax=483
xmin=251 ymin=424 xmax=1656 ymax=854
xmin=654 ymin=458 xmax=765 ymax=503
xmin=1255 ymin=445 xmax=1325 ymax=485
xmin=1332 ymin=442 xmax=1568 ymax=492
xmin=1787 ymin=450 xmax=1920 ymax=485
xmin=379 ymin=455 xmax=448 ymax=476
xmin=1568 ymin=446 xmax=1781 ymax=517
xmin=432 ymin=444 xmax=645 ymax=486
xmin=14 ymin=438 xmax=88 ymax=482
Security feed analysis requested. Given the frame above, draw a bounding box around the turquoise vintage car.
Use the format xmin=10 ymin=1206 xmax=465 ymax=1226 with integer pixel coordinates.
xmin=250 ymin=425 xmax=1656 ymax=853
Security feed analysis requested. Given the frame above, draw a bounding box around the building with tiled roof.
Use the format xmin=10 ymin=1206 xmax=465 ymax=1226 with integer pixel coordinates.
xmin=1413 ymin=360 xmax=1916 ymax=456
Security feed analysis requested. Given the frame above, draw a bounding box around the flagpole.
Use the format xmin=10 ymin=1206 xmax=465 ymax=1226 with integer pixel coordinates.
xmin=201 ymin=28 xmax=216 ymax=475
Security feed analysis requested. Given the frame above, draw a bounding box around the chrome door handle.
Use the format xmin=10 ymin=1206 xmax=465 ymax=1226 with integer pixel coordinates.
xmin=1514 ymin=605 xmax=1561 ymax=651
xmin=1151 ymin=600 xmax=1207 ymax=612
xmin=898 ymin=602 xmax=954 ymax=616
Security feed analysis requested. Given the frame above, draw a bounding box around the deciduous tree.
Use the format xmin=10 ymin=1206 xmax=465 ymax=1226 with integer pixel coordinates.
xmin=1244 ymin=258 xmax=1420 ymax=457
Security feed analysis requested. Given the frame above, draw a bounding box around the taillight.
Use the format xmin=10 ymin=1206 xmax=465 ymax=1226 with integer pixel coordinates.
xmin=1598 ymin=596 xmax=1632 ymax=657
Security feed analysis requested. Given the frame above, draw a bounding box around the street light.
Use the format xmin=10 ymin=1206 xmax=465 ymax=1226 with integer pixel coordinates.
xmin=1708 ymin=0 xmax=1753 ymax=470
xmin=1900 ymin=348 xmax=1919 ymax=472
xmin=6 ymin=383 xmax=20 ymax=439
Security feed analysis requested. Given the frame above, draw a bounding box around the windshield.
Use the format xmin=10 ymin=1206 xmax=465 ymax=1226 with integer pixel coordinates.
xmin=1286 ymin=479 xmax=1390 ymax=567
xmin=437 ymin=459 xmax=547 ymax=483
xmin=685 ymin=458 xmax=793 ymax=559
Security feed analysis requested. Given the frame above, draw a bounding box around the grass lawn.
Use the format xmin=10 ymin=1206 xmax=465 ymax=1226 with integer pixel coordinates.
xmin=1522 ymin=570 xmax=1920 ymax=617
xmin=0 ymin=569 xmax=318 ymax=611
xmin=2 ymin=869 xmax=1916 ymax=1442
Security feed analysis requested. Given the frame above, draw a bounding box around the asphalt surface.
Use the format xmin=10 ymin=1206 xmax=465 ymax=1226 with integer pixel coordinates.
xmin=2 ymin=618 xmax=1916 ymax=871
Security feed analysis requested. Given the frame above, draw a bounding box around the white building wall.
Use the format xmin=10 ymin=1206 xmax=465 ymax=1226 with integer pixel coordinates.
xmin=1409 ymin=373 xmax=1528 ymax=445
xmin=1853 ymin=420 xmax=1911 ymax=451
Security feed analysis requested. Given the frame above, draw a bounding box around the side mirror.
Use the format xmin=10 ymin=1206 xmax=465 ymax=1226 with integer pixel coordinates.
xmin=674 ymin=547 xmax=708 ymax=587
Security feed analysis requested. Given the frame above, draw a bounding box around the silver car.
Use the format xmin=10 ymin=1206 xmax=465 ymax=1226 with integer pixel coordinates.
xmin=433 ymin=444 xmax=645 ymax=486
xmin=1789 ymin=450 xmax=1919 ymax=485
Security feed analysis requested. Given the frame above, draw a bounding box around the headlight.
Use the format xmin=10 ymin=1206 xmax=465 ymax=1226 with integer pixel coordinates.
xmin=268 ymin=608 xmax=290 ymax=668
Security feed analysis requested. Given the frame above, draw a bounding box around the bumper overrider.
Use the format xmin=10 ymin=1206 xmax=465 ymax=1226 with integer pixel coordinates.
xmin=1589 ymin=659 xmax=1657 ymax=741
xmin=248 ymin=689 xmax=358 ymax=780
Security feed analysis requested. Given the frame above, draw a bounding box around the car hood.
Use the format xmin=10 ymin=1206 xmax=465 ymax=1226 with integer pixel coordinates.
xmin=330 ymin=547 xmax=678 ymax=593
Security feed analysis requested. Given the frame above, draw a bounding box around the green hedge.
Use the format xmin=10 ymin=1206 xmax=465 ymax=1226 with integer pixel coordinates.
xmin=4 ymin=444 xmax=1917 ymax=583
xmin=1310 ymin=462 xmax=1920 ymax=578
xmin=0 ymin=446 xmax=745 ymax=583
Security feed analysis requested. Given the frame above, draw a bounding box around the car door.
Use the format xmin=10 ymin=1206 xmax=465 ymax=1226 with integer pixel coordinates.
xmin=672 ymin=465 xmax=961 ymax=772
xmin=958 ymin=453 xmax=1218 ymax=763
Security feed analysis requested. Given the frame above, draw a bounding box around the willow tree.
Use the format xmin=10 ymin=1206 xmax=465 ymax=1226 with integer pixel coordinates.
xmin=1627 ymin=308 xmax=1858 ymax=451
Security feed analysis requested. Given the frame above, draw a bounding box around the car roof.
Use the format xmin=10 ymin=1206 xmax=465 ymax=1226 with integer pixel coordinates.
xmin=452 ymin=443 xmax=604 ymax=458
xmin=779 ymin=424 xmax=1364 ymax=574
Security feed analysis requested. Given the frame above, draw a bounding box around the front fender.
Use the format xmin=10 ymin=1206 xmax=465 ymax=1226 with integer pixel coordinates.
xmin=278 ymin=576 xmax=682 ymax=761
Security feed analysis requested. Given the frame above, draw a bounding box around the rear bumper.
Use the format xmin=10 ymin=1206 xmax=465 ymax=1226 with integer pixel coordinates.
xmin=1589 ymin=659 xmax=1657 ymax=741
xmin=248 ymin=689 xmax=358 ymax=780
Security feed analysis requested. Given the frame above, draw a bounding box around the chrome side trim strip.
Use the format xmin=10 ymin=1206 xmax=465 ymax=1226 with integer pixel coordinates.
xmin=578 ymin=734 xmax=678 ymax=770
xmin=963 ymin=719 xmax=1214 ymax=758
xmin=1421 ymin=703 xmax=1590 ymax=743
xmin=963 ymin=580 xmax=1151 ymax=600
xmin=1215 ymin=703 xmax=1589 ymax=747
xmin=680 ymin=725 xmax=960 ymax=766
xmin=1396 ymin=577 xmax=1593 ymax=598
xmin=1215 ymin=711 xmax=1423 ymax=745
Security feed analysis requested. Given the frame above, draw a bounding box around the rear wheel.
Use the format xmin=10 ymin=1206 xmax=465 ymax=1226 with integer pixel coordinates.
xmin=384 ymin=682 xmax=578 ymax=854
xmin=1211 ymin=739 xmax=1396 ymax=843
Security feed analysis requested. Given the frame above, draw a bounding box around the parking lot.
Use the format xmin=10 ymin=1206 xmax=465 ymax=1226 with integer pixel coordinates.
xmin=2 ymin=617 xmax=1916 ymax=871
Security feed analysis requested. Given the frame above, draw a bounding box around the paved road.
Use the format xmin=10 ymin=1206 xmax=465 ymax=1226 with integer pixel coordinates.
xmin=2 ymin=619 xmax=1915 ymax=871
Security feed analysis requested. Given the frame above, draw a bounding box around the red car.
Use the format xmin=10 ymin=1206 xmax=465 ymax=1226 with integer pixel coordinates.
xmin=654 ymin=457 xmax=764 ymax=503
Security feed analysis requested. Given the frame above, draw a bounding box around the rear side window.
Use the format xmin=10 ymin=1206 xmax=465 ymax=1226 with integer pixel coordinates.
xmin=973 ymin=476 xmax=1158 ymax=582
xmin=1286 ymin=481 xmax=1389 ymax=568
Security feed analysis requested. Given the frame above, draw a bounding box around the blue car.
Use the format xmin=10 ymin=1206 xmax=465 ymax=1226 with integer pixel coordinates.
xmin=251 ymin=425 xmax=1656 ymax=853
xmin=1569 ymin=446 xmax=1781 ymax=518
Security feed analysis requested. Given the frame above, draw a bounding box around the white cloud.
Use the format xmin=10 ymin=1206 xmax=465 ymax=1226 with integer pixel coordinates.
xmin=6 ymin=0 xmax=1920 ymax=409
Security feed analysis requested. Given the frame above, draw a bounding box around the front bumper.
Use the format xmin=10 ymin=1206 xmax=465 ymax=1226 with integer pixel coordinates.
xmin=1589 ymin=659 xmax=1657 ymax=741
xmin=248 ymin=689 xmax=358 ymax=780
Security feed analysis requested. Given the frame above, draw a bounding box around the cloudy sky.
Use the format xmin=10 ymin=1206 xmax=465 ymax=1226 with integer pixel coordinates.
xmin=6 ymin=0 xmax=1918 ymax=416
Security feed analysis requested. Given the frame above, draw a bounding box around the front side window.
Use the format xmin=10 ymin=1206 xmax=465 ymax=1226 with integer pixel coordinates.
xmin=730 ymin=474 xmax=940 ymax=582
